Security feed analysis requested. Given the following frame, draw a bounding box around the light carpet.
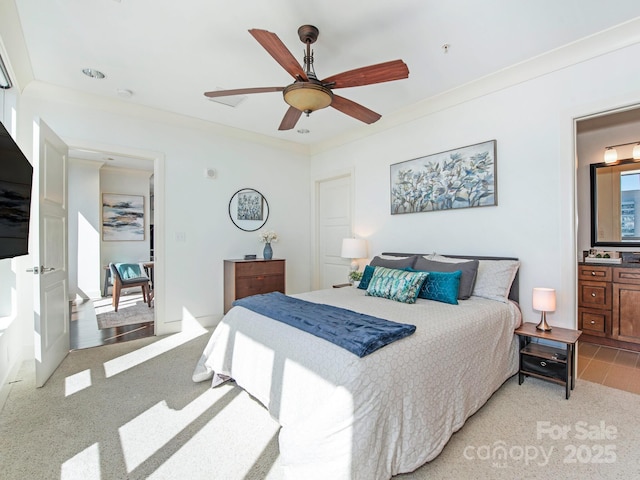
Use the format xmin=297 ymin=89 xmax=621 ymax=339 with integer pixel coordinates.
xmin=95 ymin=293 xmax=154 ymax=329
xmin=1 ymin=331 xmax=639 ymax=480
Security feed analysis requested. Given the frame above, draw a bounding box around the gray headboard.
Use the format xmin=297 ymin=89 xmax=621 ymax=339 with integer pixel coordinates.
xmin=381 ymin=252 xmax=520 ymax=303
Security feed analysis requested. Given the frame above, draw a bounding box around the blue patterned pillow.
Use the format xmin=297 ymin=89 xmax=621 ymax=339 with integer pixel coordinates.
xmin=417 ymin=270 xmax=461 ymax=305
xmin=365 ymin=266 xmax=428 ymax=304
xmin=357 ymin=264 xmax=376 ymax=290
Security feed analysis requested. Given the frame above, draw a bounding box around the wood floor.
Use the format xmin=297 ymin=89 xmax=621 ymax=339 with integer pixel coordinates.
xmin=70 ymin=293 xmax=154 ymax=350
xmin=578 ymin=342 xmax=640 ymax=395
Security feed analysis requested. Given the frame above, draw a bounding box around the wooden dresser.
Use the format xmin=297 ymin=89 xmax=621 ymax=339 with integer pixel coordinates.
xmin=223 ymin=259 xmax=285 ymax=313
xmin=578 ymin=262 xmax=640 ymax=350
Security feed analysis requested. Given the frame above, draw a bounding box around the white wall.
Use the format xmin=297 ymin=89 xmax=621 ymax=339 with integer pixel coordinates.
xmin=310 ymin=42 xmax=640 ymax=330
xmin=14 ymin=84 xmax=311 ymax=337
xmin=68 ymin=158 xmax=102 ymax=300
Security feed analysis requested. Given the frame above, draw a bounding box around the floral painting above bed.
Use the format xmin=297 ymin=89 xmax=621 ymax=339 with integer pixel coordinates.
xmin=390 ymin=140 xmax=497 ymax=214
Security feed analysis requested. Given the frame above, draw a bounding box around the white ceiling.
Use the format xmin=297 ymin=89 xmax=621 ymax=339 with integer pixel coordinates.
xmin=10 ymin=0 xmax=640 ymax=148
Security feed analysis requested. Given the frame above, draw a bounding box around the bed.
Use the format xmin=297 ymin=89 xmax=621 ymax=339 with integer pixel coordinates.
xmin=193 ymin=253 xmax=522 ymax=479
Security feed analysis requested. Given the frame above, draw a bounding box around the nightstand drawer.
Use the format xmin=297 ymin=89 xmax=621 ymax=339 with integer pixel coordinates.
xmin=521 ymin=354 xmax=566 ymax=381
xmin=578 ymin=281 xmax=612 ymax=309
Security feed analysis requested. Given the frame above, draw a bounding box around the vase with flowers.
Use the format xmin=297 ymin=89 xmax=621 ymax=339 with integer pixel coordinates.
xmin=258 ymin=230 xmax=278 ymax=260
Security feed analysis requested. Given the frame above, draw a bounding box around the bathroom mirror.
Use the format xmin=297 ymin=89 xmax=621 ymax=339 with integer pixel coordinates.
xmin=228 ymin=188 xmax=269 ymax=232
xmin=591 ymin=159 xmax=640 ymax=246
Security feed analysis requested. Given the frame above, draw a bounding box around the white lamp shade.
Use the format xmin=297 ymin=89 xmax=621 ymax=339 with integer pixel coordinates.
xmin=532 ymin=287 xmax=556 ymax=312
xmin=341 ymin=238 xmax=367 ymax=259
xmin=633 ymin=143 xmax=640 ymax=160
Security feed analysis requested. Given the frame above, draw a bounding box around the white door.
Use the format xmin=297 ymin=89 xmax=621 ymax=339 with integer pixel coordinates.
xmin=316 ymin=174 xmax=352 ymax=289
xmin=32 ymin=119 xmax=69 ymax=387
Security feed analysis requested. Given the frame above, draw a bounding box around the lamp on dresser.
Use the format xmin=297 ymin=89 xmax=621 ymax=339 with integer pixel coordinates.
xmin=341 ymin=238 xmax=367 ymax=282
xmin=533 ymin=287 xmax=556 ymax=331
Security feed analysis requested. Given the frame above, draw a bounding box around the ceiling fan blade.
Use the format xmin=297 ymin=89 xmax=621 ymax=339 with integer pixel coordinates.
xmin=321 ymin=60 xmax=409 ymax=89
xmin=249 ymin=29 xmax=308 ymax=81
xmin=204 ymin=86 xmax=284 ymax=98
xmin=330 ymin=94 xmax=381 ymax=124
xmin=278 ymin=106 xmax=303 ymax=131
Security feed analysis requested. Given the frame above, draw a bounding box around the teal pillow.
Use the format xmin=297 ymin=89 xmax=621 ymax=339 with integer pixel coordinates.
xmin=116 ymin=263 xmax=144 ymax=280
xmin=357 ymin=264 xmax=376 ymax=290
xmin=417 ymin=270 xmax=461 ymax=305
xmin=365 ymin=266 xmax=428 ymax=304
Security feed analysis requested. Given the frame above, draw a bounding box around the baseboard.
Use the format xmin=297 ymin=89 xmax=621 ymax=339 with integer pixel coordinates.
xmin=0 ymin=347 xmax=28 ymax=413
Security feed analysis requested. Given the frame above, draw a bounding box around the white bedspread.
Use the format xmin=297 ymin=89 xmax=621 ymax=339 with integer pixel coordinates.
xmin=193 ymin=287 xmax=522 ymax=480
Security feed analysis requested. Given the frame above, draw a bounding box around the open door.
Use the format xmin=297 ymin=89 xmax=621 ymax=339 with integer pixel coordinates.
xmin=31 ymin=119 xmax=69 ymax=387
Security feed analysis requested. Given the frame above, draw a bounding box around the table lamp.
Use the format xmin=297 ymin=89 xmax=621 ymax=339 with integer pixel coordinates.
xmin=533 ymin=287 xmax=556 ymax=331
xmin=341 ymin=238 xmax=367 ymax=281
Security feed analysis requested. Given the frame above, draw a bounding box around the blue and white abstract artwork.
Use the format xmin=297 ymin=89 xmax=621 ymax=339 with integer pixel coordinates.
xmin=102 ymin=193 xmax=145 ymax=241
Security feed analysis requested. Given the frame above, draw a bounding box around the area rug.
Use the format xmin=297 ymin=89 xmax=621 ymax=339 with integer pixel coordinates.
xmin=95 ymin=293 xmax=154 ymax=329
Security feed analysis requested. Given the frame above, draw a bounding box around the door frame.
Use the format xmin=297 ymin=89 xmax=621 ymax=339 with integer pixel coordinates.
xmin=311 ymin=168 xmax=355 ymax=290
xmin=64 ymin=139 xmax=166 ymax=334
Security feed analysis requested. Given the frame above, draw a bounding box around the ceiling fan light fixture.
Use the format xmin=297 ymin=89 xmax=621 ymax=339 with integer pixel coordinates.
xmin=283 ymin=83 xmax=333 ymax=114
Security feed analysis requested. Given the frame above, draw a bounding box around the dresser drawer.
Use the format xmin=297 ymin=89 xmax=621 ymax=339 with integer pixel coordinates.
xmin=578 ymin=281 xmax=612 ymax=309
xmin=235 ymin=260 xmax=284 ymax=277
xmin=235 ymin=275 xmax=285 ymax=299
xmin=521 ymin=354 xmax=566 ymax=382
xmin=578 ymin=265 xmax=611 ymax=282
xmin=578 ymin=307 xmax=609 ymax=335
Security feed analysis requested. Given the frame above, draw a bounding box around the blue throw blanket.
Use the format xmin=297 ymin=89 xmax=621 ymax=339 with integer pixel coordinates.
xmin=232 ymin=292 xmax=416 ymax=357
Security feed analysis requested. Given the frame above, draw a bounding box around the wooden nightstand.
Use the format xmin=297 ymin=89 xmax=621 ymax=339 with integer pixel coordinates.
xmin=514 ymin=322 xmax=582 ymax=399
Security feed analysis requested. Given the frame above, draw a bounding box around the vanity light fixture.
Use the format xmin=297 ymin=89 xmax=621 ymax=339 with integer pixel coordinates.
xmin=604 ymin=147 xmax=617 ymax=163
xmin=603 ymin=141 xmax=640 ymax=163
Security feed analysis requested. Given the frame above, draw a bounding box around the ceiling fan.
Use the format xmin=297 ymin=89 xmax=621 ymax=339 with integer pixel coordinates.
xmin=204 ymin=25 xmax=409 ymax=131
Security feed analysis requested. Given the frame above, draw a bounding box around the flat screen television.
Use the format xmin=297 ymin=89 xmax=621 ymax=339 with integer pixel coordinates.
xmin=0 ymin=120 xmax=33 ymax=260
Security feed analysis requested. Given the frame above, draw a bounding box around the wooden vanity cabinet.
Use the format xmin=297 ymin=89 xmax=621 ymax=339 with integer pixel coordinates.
xmin=578 ymin=263 xmax=640 ymax=349
xmin=612 ymin=268 xmax=640 ymax=344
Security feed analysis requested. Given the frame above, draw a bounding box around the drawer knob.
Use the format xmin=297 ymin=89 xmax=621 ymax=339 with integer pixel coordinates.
xmin=590 ymin=321 xmax=596 ymax=324
xmin=591 ymin=271 xmax=596 ymax=276
xmin=540 ymin=361 xmax=547 ymax=367
xmin=591 ymin=293 xmax=596 ymax=297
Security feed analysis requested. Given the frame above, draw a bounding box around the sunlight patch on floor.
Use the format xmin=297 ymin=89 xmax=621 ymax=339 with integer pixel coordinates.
xmin=61 ymin=442 xmax=101 ymax=480
xmin=118 ymin=386 xmax=234 ymax=473
xmin=103 ymin=311 xmax=207 ymax=378
xmin=64 ymin=368 xmax=92 ymax=397
xmin=146 ymin=389 xmax=281 ymax=480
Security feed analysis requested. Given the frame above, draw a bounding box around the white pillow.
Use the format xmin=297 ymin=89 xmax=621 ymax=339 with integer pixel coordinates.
xmin=472 ymin=259 xmax=520 ymax=303
xmin=428 ymin=254 xmax=469 ymax=264
xmin=377 ymin=254 xmax=414 ymax=260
